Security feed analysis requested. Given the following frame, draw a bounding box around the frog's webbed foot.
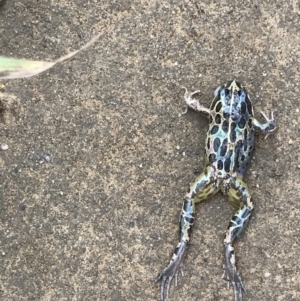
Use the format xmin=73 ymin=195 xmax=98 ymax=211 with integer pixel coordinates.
xmin=222 ymin=262 xmax=246 ymax=301
xmin=155 ymin=241 xmax=187 ymax=301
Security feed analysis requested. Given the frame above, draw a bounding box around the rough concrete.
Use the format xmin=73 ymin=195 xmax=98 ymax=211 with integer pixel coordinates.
xmin=0 ymin=1 xmax=299 ymax=300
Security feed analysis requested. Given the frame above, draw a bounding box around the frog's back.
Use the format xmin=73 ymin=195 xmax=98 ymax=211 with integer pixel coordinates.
xmin=205 ymin=80 xmax=255 ymax=178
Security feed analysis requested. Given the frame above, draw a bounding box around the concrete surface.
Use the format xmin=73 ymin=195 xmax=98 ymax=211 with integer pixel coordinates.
xmin=0 ymin=1 xmax=299 ymax=300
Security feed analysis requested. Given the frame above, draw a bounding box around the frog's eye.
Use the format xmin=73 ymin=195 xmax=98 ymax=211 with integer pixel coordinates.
xmin=214 ymin=86 xmax=221 ymax=97
xmin=220 ymin=88 xmax=228 ymax=99
xmin=238 ymin=90 xmax=246 ymax=100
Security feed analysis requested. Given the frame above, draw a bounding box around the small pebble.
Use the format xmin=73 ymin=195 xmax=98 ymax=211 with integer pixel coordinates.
xmin=41 ymin=153 xmax=53 ymax=163
xmin=264 ymin=272 xmax=271 ymax=277
xmin=19 ymin=203 xmax=26 ymax=211
xmin=1 ymin=143 xmax=8 ymax=150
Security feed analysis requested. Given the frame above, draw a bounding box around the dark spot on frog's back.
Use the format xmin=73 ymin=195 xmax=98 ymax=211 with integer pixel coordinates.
xmin=223 ymin=111 xmax=229 ymax=119
xmin=209 ymin=153 xmax=216 ymax=163
xmin=230 ymin=123 xmax=237 ymax=142
xmin=238 ymin=116 xmax=246 ymax=128
xmin=207 ymin=137 xmax=210 ymax=150
xmin=222 ymin=120 xmax=229 ymax=133
xmin=245 ymin=96 xmax=253 ymax=115
xmin=216 ymin=101 xmax=222 ymax=112
xmin=235 ymin=140 xmax=243 ymax=153
xmin=238 ymin=138 xmax=243 ymax=146
xmin=248 ymin=118 xmax=252 ymax=128
xmin=223 ymin=150 xmax=233 ymax=172
xmin=220 ymin=138 xmax=228 ymax=156
xmin=243 ymin=141 xmax=248 ymax=152
xmin=213 ymin=137 xmax=221 ymax=152
xmin=240 ymin=102 xmax=246 ymax=114
xmin=211 ymin=125 xmax=219 ymax=135
xmin=217 ymin=159 xmax=223 ymax=170
xmin=215 ymin=114 xmax=221 ymax=124
xmin=224 ymin=157 xmax=231 ymax=172
xmin=237 ymin=165 xmax=246 ymax=176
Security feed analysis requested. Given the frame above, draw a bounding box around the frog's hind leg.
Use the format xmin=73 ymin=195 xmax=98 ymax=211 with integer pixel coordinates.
xmin=155 ymin=166 xmax=220 ymax=301
xmin=221 ymin=176 xmax=254 ymax=301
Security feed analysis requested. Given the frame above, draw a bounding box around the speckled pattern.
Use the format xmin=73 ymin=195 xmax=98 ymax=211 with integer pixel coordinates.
xmin=155 ymin=81 xmax=276 ymax=301
xmin=0 ymin=1 xmax=299 ymax=301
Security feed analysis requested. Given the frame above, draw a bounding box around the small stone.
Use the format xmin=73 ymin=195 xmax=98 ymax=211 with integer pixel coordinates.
xmin=41 ymin=153 xmax=53 ymax=163
xmin=1 ymin=143 xmax=8 ymax=150
xmin=264 ymin=272 xmax=271 ymax=277
xmin=19 ymin=203 xmax=26 ymax=211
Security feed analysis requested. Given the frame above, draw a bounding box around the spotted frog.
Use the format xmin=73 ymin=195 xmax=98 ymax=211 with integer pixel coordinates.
xmin=155 ymin=80 xmax=277 ymax=301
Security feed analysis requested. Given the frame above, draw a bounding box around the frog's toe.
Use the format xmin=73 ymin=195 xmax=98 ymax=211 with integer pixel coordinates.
xmin=231 ymin=276 xmax=245 ymax=301
xmin=155 ymin=269 xmax=180 ymax=301
xmin=181 ymin=105 xmax=188 ymax=115
xmin=155 ymin=261 xmax=184 ymax=301
xmin=222 ymin=266 xmax=246 ymax=301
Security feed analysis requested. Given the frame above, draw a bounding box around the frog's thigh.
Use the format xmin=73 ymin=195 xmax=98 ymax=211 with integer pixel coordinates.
xmin=186 ymin=166 xmax=220 ymax=203
xmin=224 ymin=175 xmax=253 ymax=209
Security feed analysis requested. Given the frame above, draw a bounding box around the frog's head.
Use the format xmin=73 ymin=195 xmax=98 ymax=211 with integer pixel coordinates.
xmin=214 ymin=80 xmax=253 ymax=116
xmin=214 ymin=80 xmax=244 ymax=97
xmin=226 ymin=79 xmax=243 ymax=92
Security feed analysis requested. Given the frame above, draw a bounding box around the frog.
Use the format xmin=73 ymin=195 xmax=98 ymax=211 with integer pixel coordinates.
xmin=155 ymin=80 xmax=277 ymax=301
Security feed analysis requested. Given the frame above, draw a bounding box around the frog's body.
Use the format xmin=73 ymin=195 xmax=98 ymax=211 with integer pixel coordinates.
xmin=155 ymin=80 xmax=277 ymax=301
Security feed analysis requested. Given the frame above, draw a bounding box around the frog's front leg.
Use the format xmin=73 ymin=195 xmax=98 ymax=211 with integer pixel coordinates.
xmin=222 ymin=176 xmax=254 ymax=301
xmin=155 ymin=166 xmax=219 ymax=301
xmin=182 ymin=87 xmax=211 ymax=115
xmin=253 ymin=111 xmax=277 ymax=138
